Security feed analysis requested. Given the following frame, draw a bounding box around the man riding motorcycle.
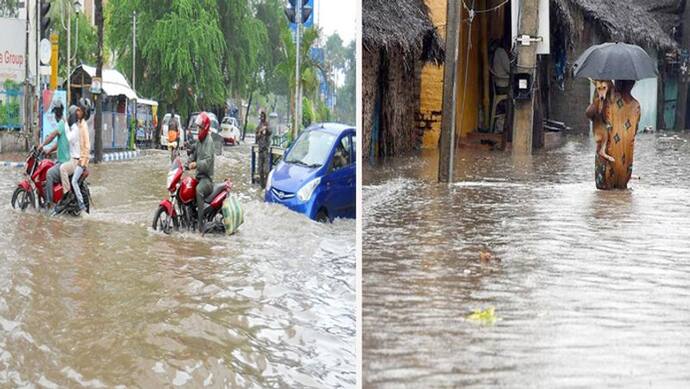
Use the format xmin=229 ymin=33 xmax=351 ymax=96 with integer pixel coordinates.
xmin=37 ymin=101 xmax=72 ymax=212
xmin=188 ymin=112 xmax=215 ymax=232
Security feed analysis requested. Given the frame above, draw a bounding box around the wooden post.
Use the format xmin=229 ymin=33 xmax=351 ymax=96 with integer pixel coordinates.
xmin=675 ymin=1 xmax=690 ymax=130
xmin=512 ymin=0 xmax=539 ymax=155
xmin=438 ymin=0 xmax=461 ymax=182
xmin=94 ymin=0 xmax=104 ymax=163
xmin=480 ymin=1 xmax=490 ymax=128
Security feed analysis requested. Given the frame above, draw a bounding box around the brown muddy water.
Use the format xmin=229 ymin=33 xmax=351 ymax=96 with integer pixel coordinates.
xmin=363 ymin=133 xmax=690 ymax=388
xmin=0 ymin=145 xmax=355 ymax=388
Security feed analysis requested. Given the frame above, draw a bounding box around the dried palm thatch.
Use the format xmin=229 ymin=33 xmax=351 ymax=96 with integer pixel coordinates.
xmin=553 ymin=0 xmax=678 ymax=51
xmin=363 ymin=0 xmax=445 ymax=158
xmin=363 ymin=0 xmax=445 ymax=65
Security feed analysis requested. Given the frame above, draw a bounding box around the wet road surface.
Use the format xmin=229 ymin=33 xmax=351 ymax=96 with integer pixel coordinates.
xmin=363 ymin=133 xmax=690 ymax=388
xmin=0 ymin=145 xmax=355 ymax=388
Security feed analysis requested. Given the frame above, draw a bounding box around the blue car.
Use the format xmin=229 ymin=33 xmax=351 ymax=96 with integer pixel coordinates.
xmin=265 ymin=123 xmax=356 ymax=222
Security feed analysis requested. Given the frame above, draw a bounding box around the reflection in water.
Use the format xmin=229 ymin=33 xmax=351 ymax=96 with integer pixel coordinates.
xmin=363 ymin=133 xmax=690 ymax=388
xmin=0 ymin=146 xmax=355 ymax=388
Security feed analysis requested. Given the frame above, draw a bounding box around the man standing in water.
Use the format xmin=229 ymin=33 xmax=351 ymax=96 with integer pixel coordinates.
xmin=38 ymin=101 xmax=69 ymax=212
xmin=188 ymin=112 xmax=215 ymax=232
xmin=255 ymin=111 xmax=272 ymax=188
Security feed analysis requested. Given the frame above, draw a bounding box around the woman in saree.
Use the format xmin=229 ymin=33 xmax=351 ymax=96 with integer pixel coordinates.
xmin=587 ymin=80 xmax=641 ymax=190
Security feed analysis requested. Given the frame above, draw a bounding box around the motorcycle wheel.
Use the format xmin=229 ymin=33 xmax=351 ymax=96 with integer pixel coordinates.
xmin=11 ymin=187 xmax=34 ymax=211
xmin=152 ymin=206 xmax=178 ymax=234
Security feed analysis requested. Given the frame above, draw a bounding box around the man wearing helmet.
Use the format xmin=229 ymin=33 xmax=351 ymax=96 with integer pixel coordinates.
xmin=37 ymin=100 xmax=71 ymax=212
xmin=188 ymin=111 xmax=215 ymax=232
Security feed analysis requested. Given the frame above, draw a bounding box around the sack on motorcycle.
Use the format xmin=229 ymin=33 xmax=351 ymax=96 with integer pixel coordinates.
xmin=222 ymin=195 xmax=244 ymax=235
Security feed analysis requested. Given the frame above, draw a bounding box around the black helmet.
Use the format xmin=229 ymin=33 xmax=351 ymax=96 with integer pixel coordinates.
xmin=67 ymin=105 xmax=79 ymax=127
xmin=78 ymin=97 xmax=93 ymax=121
xmin=51 ymin=100 xmax=64 ymax=119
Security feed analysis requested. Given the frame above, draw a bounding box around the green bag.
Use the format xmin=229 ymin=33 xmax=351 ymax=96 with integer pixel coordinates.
xmin=222 ymin=195 xmax=244 ymax=235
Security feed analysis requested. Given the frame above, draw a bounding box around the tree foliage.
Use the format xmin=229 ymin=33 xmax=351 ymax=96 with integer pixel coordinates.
xmin=0 ymin=0 xmax=19 ymax=17
xmin=56 ymin=13 xmax=99 ymax=79
xmin=107 ymin=0 xmax=226 ymax=115
xmin=334 ymin=39 xmax=355 ymax=124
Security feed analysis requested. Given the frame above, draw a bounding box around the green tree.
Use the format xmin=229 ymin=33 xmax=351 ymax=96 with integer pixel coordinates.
xmin=0 ymin=0 xmax=20 ymax=17
xmin=56 ymin=13 xmax=99 ymax=79
xmin=254 ymin=0 xmax=290 ymax=96
xmin=302 ymin=96 xmax=313 ymax=128
xmin=107 ymin=0 xmax=226 ymax=115
xmin=334 ymin=40 xmax=355 ymax=124
xmin=275 ymin=26 xmax=321 ymax=131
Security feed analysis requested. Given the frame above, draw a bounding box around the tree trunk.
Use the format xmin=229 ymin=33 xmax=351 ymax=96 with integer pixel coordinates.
xmin=94 ymin=0 xmax=104 ymax=162
xmin=242 ymin=91 xmax=253 ymax=141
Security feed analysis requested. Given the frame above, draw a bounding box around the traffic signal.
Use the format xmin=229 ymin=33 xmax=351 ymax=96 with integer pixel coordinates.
xmin=40 ymin=0 xmax=52 ymax=39
xmin=285 ymin=0 xmax=312 ymax=25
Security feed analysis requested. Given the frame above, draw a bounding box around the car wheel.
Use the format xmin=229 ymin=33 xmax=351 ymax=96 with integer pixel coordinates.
xmin=315 ymin=209 xmax=329 ymax=223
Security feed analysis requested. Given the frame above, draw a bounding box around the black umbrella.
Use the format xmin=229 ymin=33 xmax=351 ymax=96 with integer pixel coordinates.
xmin=573 ymin=42 xmax=658 ymax=81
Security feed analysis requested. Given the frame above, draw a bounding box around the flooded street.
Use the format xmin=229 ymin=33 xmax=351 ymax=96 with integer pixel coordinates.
xmin=363 ymin=133 xmax=690 ymax=387
xmin=0 ymin=145 xmax=355 ymax=387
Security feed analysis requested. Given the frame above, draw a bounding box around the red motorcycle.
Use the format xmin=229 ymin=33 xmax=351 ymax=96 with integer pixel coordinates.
xmin=152 ymin=156 xmax=232 ymax=234
xmin=10 ymin=146 xmax=91 ymax=216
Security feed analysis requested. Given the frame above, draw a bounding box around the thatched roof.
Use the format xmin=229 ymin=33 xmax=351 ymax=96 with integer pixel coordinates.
xmin=363 ymin=0 xmax=445 ymax=64
xmin=632 ymin=0 xmax=684 ymax=37
xmin=553 ymin=0 xmax=679 ymax=50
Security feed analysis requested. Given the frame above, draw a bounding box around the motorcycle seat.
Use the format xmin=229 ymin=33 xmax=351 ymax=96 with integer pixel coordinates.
xmin=205 ymin=183 xmax=226 ymax=202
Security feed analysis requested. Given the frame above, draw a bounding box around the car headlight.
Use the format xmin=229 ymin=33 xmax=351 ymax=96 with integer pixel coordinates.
xmin=266 ymin=169 xmax=274 ymax=189
xmin=297 ymin=177 xmax=321 ymax=202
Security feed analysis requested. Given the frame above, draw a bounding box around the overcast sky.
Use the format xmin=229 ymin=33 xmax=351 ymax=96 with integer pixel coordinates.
xmin=315 ymin=0 xmax=357 ymax=44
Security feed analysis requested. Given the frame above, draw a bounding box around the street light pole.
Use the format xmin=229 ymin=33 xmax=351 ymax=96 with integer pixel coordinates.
xmin=294 ymin=1 xmax=301 ymax=139
xmin=67 ymin=7 xmax=70 ymax=106
xmin=94 ymin=0 xmax=104 ymax=163
xmin=24 ymin=1 xmax=30 ymax=145
xmin=132 ymin=11 xmax=136 ymax=92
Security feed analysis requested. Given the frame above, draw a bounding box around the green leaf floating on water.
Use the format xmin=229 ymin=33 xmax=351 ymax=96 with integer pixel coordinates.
xmin=467 ymin=307 xmax=497 ymax=325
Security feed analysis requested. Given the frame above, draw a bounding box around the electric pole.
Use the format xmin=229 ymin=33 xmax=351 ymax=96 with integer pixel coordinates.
xmin=295 ymin=1 xmax=301 ymax=139
xmin=284 ymin=0 xmax=312 ymax=139
xmin=438 ymin=0 xmax=461 ymax=183
xmin=94 ymin=0 xmax=104 ymax=163
xmin=24 ymin=1 xmax=31 ymax=147
xmin=511 ymin=0 xmax=539 ymax=155
xmin=132 ymin=11 xmax=136 ymax=92
xmin=675 ymin=1 xmax=690 ymax=130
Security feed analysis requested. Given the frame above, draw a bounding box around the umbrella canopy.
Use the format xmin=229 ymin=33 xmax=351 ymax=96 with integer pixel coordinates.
xmin=573 ymin=42 xmax=658 ymax=81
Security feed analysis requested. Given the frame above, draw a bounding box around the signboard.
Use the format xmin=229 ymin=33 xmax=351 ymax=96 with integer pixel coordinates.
xmin=511 ymin=0 xmax=550 ymax=55
xmin=289 ymin=0 xmax=314 ymax=31
xmin=90 ymin=76 xmax=102 ymax=94
xmin=0 ymin=17 xmax=26 ymax=84
xmin=41 ymin=89 xmax=66 ymax=141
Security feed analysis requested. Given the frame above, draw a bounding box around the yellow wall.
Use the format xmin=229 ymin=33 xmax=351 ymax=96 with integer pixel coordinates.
xmin=420 ymin=0 xmax=447 ymax=149
xmin=421 ymin=0 xmax=504 ymax=149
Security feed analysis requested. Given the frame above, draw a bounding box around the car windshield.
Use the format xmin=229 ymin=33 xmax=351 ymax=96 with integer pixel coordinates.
xmin=284 ymin=130 xmax=337 ymax=168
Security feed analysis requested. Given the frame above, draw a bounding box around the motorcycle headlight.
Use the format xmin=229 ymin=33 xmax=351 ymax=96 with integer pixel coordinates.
xmin=297 ymin=177 xmax=321 ymax=202
xmin=266 ymin=169 xmax=274 ymax=189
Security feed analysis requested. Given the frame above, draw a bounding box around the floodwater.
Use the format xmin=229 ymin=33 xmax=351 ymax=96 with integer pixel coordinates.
xmin=0 ymin=145 xmax=355 ymax=388
xmin=363 ymin=133 xmax=690 ymax=388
